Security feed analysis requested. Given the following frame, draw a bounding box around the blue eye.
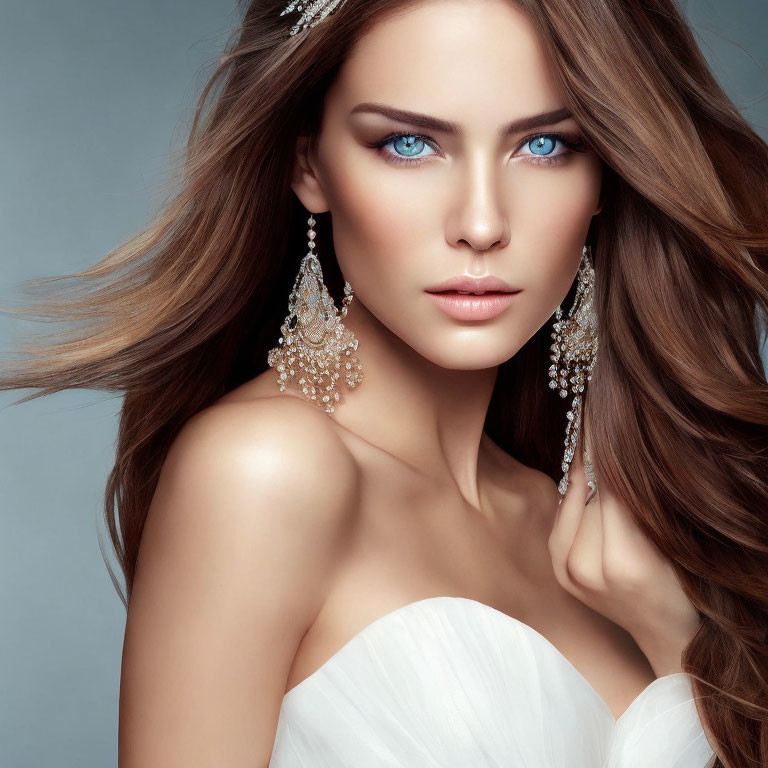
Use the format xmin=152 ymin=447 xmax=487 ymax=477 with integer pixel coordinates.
xmin=376 ymin=133 xmax=438 ymax=165
xmin=527 ymin=136 xmax=557 ymax=155
xmin=372 ymin=130 xmax=585 ymax=167
xmin=518 ymin=133 xmax=576 ymax=165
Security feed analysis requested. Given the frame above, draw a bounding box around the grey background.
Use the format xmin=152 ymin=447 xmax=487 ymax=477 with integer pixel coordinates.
xmin=0 ymin=1 xmax=766 ymax=766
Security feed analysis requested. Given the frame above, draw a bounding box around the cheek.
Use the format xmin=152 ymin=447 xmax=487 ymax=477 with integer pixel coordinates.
xmin=322 ymin=168 xmax=450 ymax=360
xmin=494 ymin=160 xmax=601 ymax=354
xmin=515 ymin=159 xmax=600 ymax=241
xmin=322 ymin=163 xmax=426 ymax=299
xmin=511 ymin=160 xmax=601 ymax=299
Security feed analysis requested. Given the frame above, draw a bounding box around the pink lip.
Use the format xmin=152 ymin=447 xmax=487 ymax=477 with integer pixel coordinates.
xmin=426 ymin=275 xmax=520 ymax=293
xmin=426 ymin=290 xmax=522 ymax=321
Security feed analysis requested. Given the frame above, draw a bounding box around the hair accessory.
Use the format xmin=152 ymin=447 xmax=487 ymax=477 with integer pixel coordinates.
xmin=280 ymin=0 xmax=347 ymax=36
xmin=549 ymin=244 xmax=599 ymax=501
xmin=267 ymin=213 xmax=363 ymax=412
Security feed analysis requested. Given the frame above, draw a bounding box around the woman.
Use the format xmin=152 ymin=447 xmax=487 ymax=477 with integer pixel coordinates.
xmin=1 ymin=0 xmax=766 ymax=765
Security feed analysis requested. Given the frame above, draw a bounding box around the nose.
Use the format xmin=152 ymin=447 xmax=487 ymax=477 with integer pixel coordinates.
xmin=446 ymin=154 xmax=510 ymax=253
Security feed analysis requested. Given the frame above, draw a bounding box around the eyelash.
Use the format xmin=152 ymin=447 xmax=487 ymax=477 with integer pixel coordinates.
xmin=371 ymin=131 xmax=586 ymax=167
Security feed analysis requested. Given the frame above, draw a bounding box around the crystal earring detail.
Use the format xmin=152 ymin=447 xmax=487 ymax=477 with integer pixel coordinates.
xmin=267 ymin=214 xmax=363 ymax=413
xmin=549 ymin=244 xmax=599 ymax=501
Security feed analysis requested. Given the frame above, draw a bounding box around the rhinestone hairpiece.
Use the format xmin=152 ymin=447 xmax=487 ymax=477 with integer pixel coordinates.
xmin=279 ymin=0 xmax=347 ymax=36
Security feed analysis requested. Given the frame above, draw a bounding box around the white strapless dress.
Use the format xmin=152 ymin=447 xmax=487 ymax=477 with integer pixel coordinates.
xmin=268 ymin=596 xmax=716 ymax=767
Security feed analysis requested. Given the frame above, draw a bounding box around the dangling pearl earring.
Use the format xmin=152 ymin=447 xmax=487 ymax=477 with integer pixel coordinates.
xmin=548 ymin=244 xmax=599 ymax=500
xmin=267 ymin=213 xmax=363 ymax=413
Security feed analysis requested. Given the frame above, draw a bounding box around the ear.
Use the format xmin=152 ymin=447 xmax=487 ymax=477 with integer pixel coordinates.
xmin=593 ymin=172 xmax=605 ymax=216
xmin=291 ymin=133 xmax=331 ymax=213
xmin=592 ymin=190 xmax=605 ymax=216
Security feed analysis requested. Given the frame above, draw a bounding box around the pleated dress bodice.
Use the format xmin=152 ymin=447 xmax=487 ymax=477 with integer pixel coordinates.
xmin=268 ymin=596 xmax=715 ymax=767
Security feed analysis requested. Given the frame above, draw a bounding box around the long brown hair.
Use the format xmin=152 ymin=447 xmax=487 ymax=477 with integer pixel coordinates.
xmin=1 ymin=1 xmax=766 ymax=764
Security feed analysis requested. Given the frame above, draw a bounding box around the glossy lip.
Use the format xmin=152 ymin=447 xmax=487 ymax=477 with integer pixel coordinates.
xmin=425 ymin=275 xmax=521 ymax=293
xmin=426 ymin=290 xmax=521 ymax=321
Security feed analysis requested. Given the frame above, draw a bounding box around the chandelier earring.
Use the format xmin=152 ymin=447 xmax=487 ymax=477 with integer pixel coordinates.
xmin=267 ymin=213 xmax=363 ymax=413
xmin=548 ymin=244 xmax=599 ymax=502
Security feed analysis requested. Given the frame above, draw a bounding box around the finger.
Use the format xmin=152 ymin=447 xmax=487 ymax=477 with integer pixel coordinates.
xmin=565 ymin=427 xmax=604 ymax=592
xmin=598 ymin=482 xmax=644 ymax=545
xmin=549 ymin=448 xmax=588 ymax=560
xmin=599 ymin=482 xmax=663 ymax=580
xmin=569 ymin=487 xmax=605 ymax=592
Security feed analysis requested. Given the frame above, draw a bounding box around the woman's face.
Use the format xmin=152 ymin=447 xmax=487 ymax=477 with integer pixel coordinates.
xmin=292 ymin=0 xmax=603 ymax=370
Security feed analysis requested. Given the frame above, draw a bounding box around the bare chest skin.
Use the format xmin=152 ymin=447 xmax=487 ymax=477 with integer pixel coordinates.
xmin=220 ymin=377 xmax=656 ymax=721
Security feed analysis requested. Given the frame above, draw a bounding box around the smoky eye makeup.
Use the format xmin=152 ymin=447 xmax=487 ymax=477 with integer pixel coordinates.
xmin=366 ymin=129 xmax=588 ymax=168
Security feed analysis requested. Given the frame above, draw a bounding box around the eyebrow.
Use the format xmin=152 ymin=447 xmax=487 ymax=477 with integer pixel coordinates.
xmin=350 ymin=102 xmax=574 ymax=135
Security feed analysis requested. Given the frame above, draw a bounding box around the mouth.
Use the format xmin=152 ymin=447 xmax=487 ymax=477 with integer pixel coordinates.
xmin=425 ymin=289 xmax=522 ymax=321
xmin=429 ymin=290 xmax=519 ymax=295
xmin=424 ymin=275 xmax=521 ymax=294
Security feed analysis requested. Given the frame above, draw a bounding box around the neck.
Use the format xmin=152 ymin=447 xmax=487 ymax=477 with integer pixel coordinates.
xmin=327 ymin=298 xmax=500 ymax=509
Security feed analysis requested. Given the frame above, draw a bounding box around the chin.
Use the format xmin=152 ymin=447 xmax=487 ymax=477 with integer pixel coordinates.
xmin=411 ymin=336 xmax=519 ymax=371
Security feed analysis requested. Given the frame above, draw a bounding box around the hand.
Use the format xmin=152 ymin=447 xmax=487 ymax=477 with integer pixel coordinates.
xmin=547 ymin=438 xmax=702 ymax=677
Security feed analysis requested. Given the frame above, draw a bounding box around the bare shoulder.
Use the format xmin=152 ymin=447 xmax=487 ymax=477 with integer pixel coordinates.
xmin=150 ymin=393 xmax=361 ymax=544
xmin=177 ymin=391 xmax=359 ymax=496
xmin=119 ymin=395 xmax=359 ymax=766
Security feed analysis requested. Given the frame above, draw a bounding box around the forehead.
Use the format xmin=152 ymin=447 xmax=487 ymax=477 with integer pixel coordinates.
xmin=328 ymin=0 xmax=562 ymax=129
